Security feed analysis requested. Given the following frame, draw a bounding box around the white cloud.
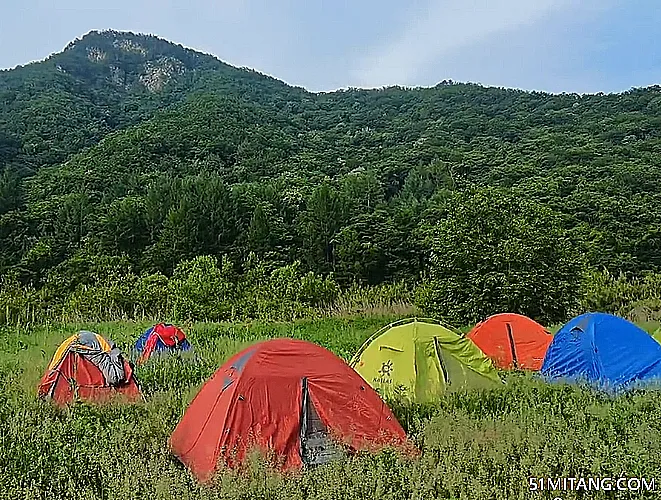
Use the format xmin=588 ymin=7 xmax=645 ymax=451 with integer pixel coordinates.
xmin=351 ymin=0 xmax=577 ymax=88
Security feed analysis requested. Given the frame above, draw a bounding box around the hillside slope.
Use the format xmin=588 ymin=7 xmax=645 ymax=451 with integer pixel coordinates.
xmin=1 ymin=30 xmax=661 ymax=317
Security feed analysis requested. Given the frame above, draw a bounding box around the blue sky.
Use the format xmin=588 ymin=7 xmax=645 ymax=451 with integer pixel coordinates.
xmin=1 ymin=0 xmax=660 ymax=94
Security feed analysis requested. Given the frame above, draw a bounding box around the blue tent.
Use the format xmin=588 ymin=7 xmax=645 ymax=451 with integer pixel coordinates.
xmin=541 ymin=312 xmax=661 ymax=391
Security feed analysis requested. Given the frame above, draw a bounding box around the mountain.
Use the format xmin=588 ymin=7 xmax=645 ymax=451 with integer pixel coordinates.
xmin=1 ymin=30 xmax=661 ymax=296
xmin=0 ymin=29 xmax=306 ymax=175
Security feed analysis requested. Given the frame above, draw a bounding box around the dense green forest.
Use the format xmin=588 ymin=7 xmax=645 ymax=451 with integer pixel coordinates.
xmin=2 ymin=30 xmax=661 ymax=326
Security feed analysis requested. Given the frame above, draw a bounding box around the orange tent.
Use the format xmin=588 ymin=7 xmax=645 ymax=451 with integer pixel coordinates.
xmin=170 ymin=338 xmax=411 ymax=481
xmin=466 ymin=313 xmax=552 ymax=370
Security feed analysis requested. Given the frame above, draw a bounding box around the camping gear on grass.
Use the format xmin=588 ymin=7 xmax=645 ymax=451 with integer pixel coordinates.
xmin=170 ymin=338 xmax=410 ymax=481
xmin=541 ymin=312 xmax=661 ymax=391
xmin=38 ymin=331 xmax=141 ymax=406
xmin=135 ymin=323 xmax=191 ymax=364
xmin=466 ymin=313 xmax=552 ymax=370
xmin=350 ymin=318 xmax=501 ymax=403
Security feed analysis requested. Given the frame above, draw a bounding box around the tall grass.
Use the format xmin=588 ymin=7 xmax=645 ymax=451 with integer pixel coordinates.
xmin=1 ymin=317 xmax=661 ymax=499
xmin=322 ymin=282 xmax=416 ymax=318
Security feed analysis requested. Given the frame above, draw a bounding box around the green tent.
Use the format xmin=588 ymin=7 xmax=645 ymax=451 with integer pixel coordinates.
xmin=350 ymin=318 xmax=502 ymax=403
xmin=653 ymin=328 xmax=661 ymax=344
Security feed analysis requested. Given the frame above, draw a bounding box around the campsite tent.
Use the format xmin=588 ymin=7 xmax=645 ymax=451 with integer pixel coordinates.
xmin=466 ymin=313 xmax=552 ymax=370
xmin=170 ymin=338 xmax=409 ymax=481
xmin=541 ymin=312 xmax=661 ymax=391
xmin=350 ymin=318 xmax=501 ymax=403
xmin=38 ymin=331 xmax=142 ymax=406
xmin=135 ymin=323 xmax=191 ymax=364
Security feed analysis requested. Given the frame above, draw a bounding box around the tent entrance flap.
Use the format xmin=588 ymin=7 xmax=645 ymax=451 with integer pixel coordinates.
xmin=506 ymin=323 xmax=519 ymax=369
xmin=299 ymin=378 xmax=343 ymax=467
xmin=433 ymin=337 xmax=450 ymax=385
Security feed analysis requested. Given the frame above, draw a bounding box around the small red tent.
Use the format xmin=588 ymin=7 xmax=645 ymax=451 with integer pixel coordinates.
xmin=170 ymin=338 xmax=410 ymax=481
xmin=38 ymin=331 xmax=142 ymax=406
xmin=466 ymin=313 xmax=552 ymax=371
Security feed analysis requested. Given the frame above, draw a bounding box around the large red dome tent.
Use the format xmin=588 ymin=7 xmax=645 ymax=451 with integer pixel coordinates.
xmin=170 ymin=338 xmax=411 ymax=481
xmin=466 ymin=313 xmax=552 ymax=371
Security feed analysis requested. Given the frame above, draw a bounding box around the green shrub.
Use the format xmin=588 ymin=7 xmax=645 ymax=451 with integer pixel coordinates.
xmin=168 ymin=255 xmax=238 ymax=322
xmin=62 ymin=273 xmax=138 ymax=321
xmin=0 ymin=274 xmax=43 ymax=325
xmin=580 ymin=269 xmax=661 ymax=321
xmin=132 ymin=272 xmax=170 ymax=319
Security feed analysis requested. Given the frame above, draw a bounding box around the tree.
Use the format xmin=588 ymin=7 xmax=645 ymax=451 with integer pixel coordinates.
xmin=334 ymin=208 xmax=415 ymax=285
xmin=416 ymin=187 xmax=586 ymax=325
xmin=400 ymin=161 xmax=456 ymax=201
xmin=0 ymin=168 xmax=25 ymax=215
xmin=98 ymin=196 xmax=149 ymax=261
xmin=298 ymin=182 xmax=347 ymax=273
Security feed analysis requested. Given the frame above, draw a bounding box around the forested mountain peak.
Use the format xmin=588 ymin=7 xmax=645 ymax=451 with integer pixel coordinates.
xmin=0 ymin=30 xmax=305 ymax=175
xmin=4 ymin=29 xmax=255 ymax=90
xmin=55 ymin=29 xmax=232 ymax=92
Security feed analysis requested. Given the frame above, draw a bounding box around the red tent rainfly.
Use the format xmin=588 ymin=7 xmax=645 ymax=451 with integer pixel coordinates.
xmin=170 ymin=338 xmax=412 ymax=481
xmin=38 ymin=331 xmax=142 ymax=406
xmin=136 ymin=323 xmax=191 ymax=364
xmin=467 ymin=313 xmax=552 ymax=371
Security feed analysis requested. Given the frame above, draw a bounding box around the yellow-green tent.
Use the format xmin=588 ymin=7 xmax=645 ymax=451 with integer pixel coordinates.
xmin=350 ymin=318 xmax=502 ymax=403
xmin=653 ymin=328 xmax=661 ymax=344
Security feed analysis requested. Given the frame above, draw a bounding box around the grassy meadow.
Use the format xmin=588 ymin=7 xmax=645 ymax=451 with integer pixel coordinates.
xmin=1 ymin=316 xmax=661 ymax=499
